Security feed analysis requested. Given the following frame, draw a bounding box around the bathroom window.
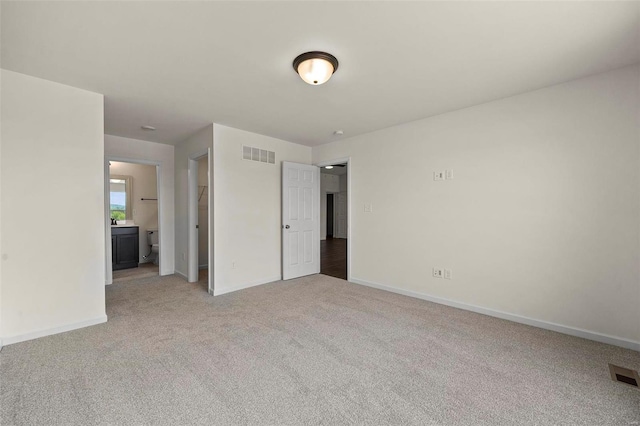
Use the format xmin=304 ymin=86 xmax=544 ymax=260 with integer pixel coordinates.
xmin=110 ymin=175 xmax=132 ymax=221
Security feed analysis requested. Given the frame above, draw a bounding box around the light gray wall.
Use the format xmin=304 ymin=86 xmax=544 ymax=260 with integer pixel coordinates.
xmin=1 ymin=70 xmax=105 ymax=344
xmin=213 ymin=124 xmax=312 ymax=295
xmin=313 ymin=65 xmax=640 ymax=348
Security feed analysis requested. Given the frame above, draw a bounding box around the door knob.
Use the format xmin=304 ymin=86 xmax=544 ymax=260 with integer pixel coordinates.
xmin=284 ymin=225 xmax=290 ymax=229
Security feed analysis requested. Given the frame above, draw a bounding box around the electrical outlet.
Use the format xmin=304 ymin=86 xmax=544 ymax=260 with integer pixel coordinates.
xmin=433 ymin=268 xmax=443 ymax=278
xmin=433 ymin=171 xmax=444 ymax=181
xmin=444 ymin=269 xmax=452 ymax=279
xmin=364 ymin=203 xmax=373 ymax=213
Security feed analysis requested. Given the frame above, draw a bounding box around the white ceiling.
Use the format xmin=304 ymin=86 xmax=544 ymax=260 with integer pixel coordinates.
xmin=2 ymin=2 xmax=638 ymax=147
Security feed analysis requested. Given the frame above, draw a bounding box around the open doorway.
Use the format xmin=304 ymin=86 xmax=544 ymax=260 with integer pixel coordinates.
xmin=319 ymin=162 xmax=348 ymax=280
xmin=197 ymin=156 xmax=209 ymax=289
xmin=108 ymin=160 xmax=160 ymax=283
xmin=188 ymin=151 xmax=213 ymax=294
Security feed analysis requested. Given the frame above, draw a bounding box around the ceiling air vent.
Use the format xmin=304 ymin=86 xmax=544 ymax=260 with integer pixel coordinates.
xmin=609 ymin=364 xmax=639 ymax=388
xmin=242 ymin=145 xmax=275 ymax=164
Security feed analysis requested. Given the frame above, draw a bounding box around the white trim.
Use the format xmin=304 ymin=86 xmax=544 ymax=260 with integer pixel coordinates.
xmin=104 ymin=158 xmax=113 ymax=285
xmin=213 ymin=276 xmax=281 ymax=296
xmin=0 ymin=315 xmax=108 ymax=346
xmin=155 ymin=164 xmax=168 ymax=277
xmin=315 ymin=157 xmax=351 ymax=281
xmin=350 ymin=277 xmax=640 ymax=352
xmin=207 ymin=149 xmax=214 ymax=296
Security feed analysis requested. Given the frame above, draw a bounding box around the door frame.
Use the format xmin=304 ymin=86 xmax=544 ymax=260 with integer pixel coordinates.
xmin=315 ymin=157 xmax=351 ymax=282
xmin=104 ymin=156 xmax=163 ymax=285
xmin=187 ymin=148 xmax=213 ymax=294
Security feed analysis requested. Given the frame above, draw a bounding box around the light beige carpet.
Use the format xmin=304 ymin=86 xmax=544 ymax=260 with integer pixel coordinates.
xmin=112 ymin=262 xmax=159 ymax=283
xmin=1 ymin=273 xmax=639 ymax=425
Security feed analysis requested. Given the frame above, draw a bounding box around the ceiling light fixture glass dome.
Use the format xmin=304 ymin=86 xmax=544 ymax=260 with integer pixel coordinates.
xmin=293 ymin=51 xmax=339 ymax=85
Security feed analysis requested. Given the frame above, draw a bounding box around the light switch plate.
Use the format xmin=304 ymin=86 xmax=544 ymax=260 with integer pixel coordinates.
xmin=445 ymin=169 xmax=454 ymax=180
xmin=364 ymin=203 xmax=372 ymax=213
xmin=434 ymin=171 xmax=444 ymax=181
xmin=444 ymin=269 xmax=452 ymax=279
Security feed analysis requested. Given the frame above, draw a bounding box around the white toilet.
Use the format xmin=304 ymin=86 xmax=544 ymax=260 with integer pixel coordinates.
xmin=146 ymin=229 xmax=160 ymax=264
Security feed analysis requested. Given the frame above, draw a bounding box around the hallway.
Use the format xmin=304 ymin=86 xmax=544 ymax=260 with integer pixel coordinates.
xmin=320 ymin=238 xmax=347 ymax=280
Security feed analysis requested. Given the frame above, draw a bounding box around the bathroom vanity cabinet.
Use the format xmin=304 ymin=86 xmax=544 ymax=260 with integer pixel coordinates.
xmin=112 ymin=226 xmax=139 ymax=270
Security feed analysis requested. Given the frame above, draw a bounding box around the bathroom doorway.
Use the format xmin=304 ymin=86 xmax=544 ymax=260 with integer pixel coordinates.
xmin=109 ymin=161 xmax=160 ymax=282
xmin=105 ymin=158 xmax=162 ymax=285
xmin=187 ymin=151 xmax=213 ymax=294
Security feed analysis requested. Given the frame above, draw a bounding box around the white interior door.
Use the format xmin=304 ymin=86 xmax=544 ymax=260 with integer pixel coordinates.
xmin=282 ymin=162 xmax=320 ymax=280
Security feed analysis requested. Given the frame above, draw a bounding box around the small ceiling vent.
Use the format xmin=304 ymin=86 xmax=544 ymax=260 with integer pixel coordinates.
xmin=609 ymin=364 xmax=639 ymax=388
xmin=242 ymin=146 xmax=275 ymax=164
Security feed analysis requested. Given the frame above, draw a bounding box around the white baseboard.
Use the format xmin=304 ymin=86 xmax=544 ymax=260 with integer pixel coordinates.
xmin=160 ymin=268 xmax=174 ymax=277
xmin=214 ymin=275 xmax=281 ymax=296
xmin=174 ymin=270 xmax=188 ymax=280
xmin=350 ymin=277 xmax=640 ymax=352
xmin=1 ymin=315 xmax=108 ymax=347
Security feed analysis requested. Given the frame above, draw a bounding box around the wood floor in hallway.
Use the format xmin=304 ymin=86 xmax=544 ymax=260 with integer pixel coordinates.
xmin=320 ymin=237 xmax=347 ymax=280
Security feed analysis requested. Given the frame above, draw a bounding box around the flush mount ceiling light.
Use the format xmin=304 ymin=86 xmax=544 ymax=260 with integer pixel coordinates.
xmin=324 ymin=166 xmax=334 ymax=169
xmin=141 ymin=125 xmax=156 ymax=131
xmin=293 ymin=51 xmax=339 ymax=85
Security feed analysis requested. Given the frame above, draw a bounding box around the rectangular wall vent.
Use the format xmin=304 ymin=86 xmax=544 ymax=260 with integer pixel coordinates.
xmin=243 ymin=145 xmax=275 ymax=164
xmin=609 ymin=364 xmax=639 ymax=388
